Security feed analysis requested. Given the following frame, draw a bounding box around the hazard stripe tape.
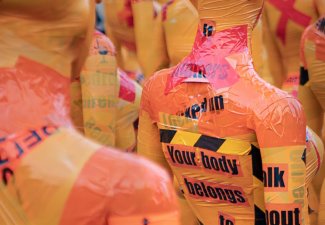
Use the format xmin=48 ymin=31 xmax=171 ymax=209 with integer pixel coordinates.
xmin=250 ymin=144 xmax=264 ymax=182
xmin=160 ymin=129 xmax=226 ymax=152
xmin=300 ymin=67 xmax=309 ymax=86
xmin=160 ymin=129 xmax=177 ymax=143
xmin=254 ymin=205 xmax=266 ymax=225
xmin=160 ymin=128 xmax=266 ymax=223
xmin=160 ymin=129 xmax=252 ymax=154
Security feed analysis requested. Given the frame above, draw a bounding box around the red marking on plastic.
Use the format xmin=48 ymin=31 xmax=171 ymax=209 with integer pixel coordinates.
xmin=162 ymin=0 xmax=174 ymax=21
xmin=165 ymin=25 xmax=248 ymax=94
xmin=118 ymin=69 xmax=136 ymax=102
xmin=268 ymin=0 xmax=312 ymax=44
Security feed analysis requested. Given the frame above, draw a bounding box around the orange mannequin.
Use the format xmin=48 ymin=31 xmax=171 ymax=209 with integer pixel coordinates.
xmin=162 ymin=0 xmax=273 ymax=83
xmin=138 ymin=0 xmax=320 ymax=224
xmin=0 ymin=0 xmax=180 ymax=224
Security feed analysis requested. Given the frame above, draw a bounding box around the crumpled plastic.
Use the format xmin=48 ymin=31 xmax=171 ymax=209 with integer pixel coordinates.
xmin=138 ymin=0 xmax=321 ymax=224
xmin=161 ymin=0 xmax=272 ymax=83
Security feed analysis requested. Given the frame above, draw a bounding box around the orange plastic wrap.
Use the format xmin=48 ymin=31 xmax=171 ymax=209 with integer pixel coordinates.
xmin=162 ymin=0 xmax=272 ymax=83
xmin=0 ymin=1 xmax=180 ymax=224
xmin=138 ymin=0 xmax=319 ymax=224
xmin=0 ymin=128 xmax=180 ymax=225
xmin=299 ymin=17 xmax=325 ymax=225
xmin=264 ymin=0 xmax=322 ymax=96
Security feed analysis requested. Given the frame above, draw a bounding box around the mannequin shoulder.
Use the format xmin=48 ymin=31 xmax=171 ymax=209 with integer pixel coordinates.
xmin=143 ymin=67 xmax=176 ymax=93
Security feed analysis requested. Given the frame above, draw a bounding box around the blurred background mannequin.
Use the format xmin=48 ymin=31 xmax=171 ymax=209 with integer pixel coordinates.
xmin=0 ymin=0 xmax=180 ymax=224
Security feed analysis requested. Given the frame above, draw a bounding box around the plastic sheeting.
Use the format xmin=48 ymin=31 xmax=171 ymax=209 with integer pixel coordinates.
xmin=138 ymin=0 xmax=320 ymax=224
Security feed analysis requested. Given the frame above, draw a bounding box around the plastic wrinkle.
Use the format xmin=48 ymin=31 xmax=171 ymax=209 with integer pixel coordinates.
xmin=0 ymin=57 xmax=71 ymax=137
xmin=165 ymin=25 xmax=248 ymax=94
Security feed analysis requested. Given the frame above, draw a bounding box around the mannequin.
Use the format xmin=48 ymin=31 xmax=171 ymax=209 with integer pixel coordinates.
xmin=103 ymin=0 xmax=168 ymax=79
xmin=80 ymin=31 xmax=142 ymax=151
xmin=300 ymin=17 xmax=325 ymax=225
xmin=138 ymin=0 xmax=319 ymax=224
xmin=0 ymin=0 xmax=180 ymax=224
xmin=162 ymin=0 xmax=273 ymax=82
xmin=264 ymin=0 xmax=325 ymax=95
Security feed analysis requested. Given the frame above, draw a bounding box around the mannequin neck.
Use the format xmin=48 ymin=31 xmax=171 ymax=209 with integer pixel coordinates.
xmin=192 ymin=20 xmax=252 ymax=59
xmin=0 ymin=57 xmax=71 ymax=136
xmin=165 ymin=22 xmax=253 ymax=93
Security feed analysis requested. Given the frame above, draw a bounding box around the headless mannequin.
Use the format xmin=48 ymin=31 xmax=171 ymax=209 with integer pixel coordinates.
xmin=162 ymin=0 xmax=273 ymax=84
xmin=264 ymin=0 xmax=325 ymax=95
xmin=0 ymin=0 xmax=179 ymax=224
xmin=300 ymin=17 xmax=325 ymax=225
xmin=138 ymin=0 xmax=320 ymax=224
xmin=80 ymin=31 xmax=142 ymax=151
xmin=103 ymin=0 xmax=168 ymax=79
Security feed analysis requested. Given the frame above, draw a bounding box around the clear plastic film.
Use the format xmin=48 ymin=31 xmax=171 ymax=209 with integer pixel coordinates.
xmin=0 ymin=1 xmax=180 ymax=224
xmin=138 ymin=0 xmax=319 ymax=224
xmin=263 ymin=0 xmax=320 ymax=95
